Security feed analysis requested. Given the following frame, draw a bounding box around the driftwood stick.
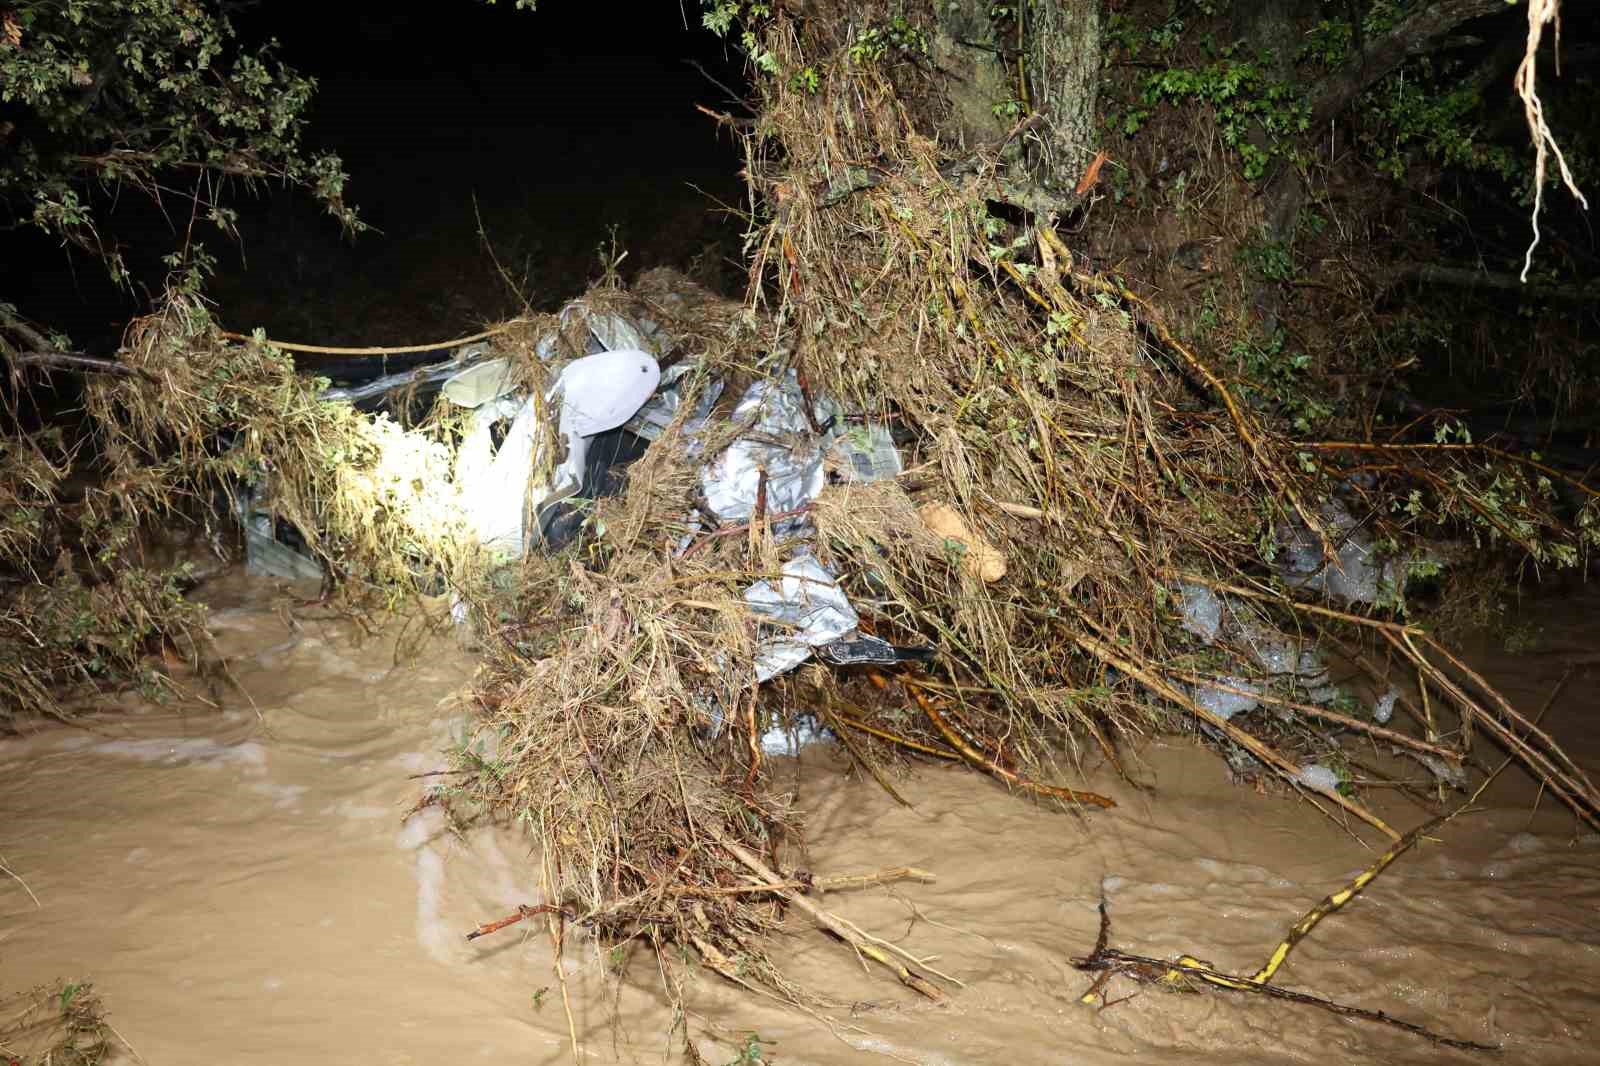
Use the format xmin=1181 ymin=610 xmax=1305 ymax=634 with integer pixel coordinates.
xmin=717 ymin=835 xmax=947 ymax=1001
xmin=8 ymin=350 xmax=155 ymax=380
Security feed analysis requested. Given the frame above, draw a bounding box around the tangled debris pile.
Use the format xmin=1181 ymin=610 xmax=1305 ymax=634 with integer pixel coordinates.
xmin=420 ymin=0 xmax=1599 ymax=1026
xmin=3 ymin=0 xmax=1599 ymax=1053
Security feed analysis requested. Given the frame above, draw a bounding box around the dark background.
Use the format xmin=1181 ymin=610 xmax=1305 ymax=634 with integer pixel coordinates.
xmin=7 ymin=1 xmax=751 ymax=353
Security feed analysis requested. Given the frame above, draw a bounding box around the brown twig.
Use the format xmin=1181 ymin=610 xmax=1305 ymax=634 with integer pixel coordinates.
xmin=817 ymin=698 xmax=916 ymax=807
xmin=716 ymin=835 xmax=948 ymax=1000
xmin=829 ymin=707 xmax=962 ymax=761
xmin=1163 ymin=668 xmax=1464 ymax=761
xmin=1162 ymin=570 xmax=1422 ymax=635
xmin=1070 ymin=622 xmax=1398 ymax=840
xmin=868 ymin=672 xmax=1117 ymax=810
xmin=1375 ymin=628 xmax=1598 ymax=830
xmin=671 ymin=866 xmax=934 ymax=898
xmin=218 ymin=319 xmax=533 ymax=358
xmin=464 ymin=902 xmax=574 ymax=942
xmin=681 ymin=505 xmax=814 ymax=557
xmin=1301 ymin=439 xmax=1599 ymax=501
xmin=9 ymin=351 xmax=156 ymax=380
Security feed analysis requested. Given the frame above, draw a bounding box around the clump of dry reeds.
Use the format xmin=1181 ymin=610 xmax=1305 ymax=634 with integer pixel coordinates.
xmin=0 ymin=980 xmax=115 ymax=1065
xmin=426 ymin=2 xmax=1600 ymax=1028
xmin=82 ymin=288 xmax=496 ymax=605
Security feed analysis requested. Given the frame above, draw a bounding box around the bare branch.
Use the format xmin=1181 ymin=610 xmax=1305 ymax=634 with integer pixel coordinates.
xmin=1307 ymin=0 xmax=1509 ymax=129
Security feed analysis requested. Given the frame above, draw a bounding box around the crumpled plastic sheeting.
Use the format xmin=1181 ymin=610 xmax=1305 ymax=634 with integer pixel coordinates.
xmin=1234 ymin=621 xmax=1330 ymax=684
xmin=455 ymin=393 xmax=549 ymax=557
xmin=760 ymin=712 xmax=831 ymax=755
xmin=451 ymin=349 xmax=660 ymax=559
xmin=1192 ymin=675 xmax=1262 ymax=720
xmin=1418 ymin=754 xmax=1469 ymax=789
xmin=1297 ymin=763 xmax=1342 ymax=792
xmin=535 ymin=301 xmax=666 ymax=361
xmin=1275 ymin=497 xmax=1402 ymax=605
xmin=1183 ymin=595 xmax=1334 ymax=719
xmin=828 ymin=422 xmax=904 ymax=483
xmin=744 ymin=553 xmax=859 ymax=682
xmin=702 ymin=371 xmax=826 ymax=532
xmin=1373 ymin=687 xmax=1399 ymax=724
xmin=1178 ymin=582 xmax=1223 ymax=643
xmin=624 ymin=362 xmax=723 ymax=445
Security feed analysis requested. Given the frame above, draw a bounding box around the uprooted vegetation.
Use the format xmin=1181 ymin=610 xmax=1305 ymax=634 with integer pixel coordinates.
xmin=432 ymin=9 xmax=1595 ymax=1019
xmin=0 ymin=981 xmax=116 ymax=1066
xmin=2 ymin=0 xmax=1598 ymax=1057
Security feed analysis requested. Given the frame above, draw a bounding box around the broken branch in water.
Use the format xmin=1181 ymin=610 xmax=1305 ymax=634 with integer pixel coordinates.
xmin=668 ymin=865 xmax=935 ymax=898
xmin=1073 ymin=906 xmax=1497 ymax=1052
xmin=463 ymin=903 xmax=574 ymax=942
xmin=1074 ymin=766 xmax=1534 ymax=1052
xmin=717 ymin=835 xmax=950 ymax=1001
xmin=828 ymin=705 xmax=961 ymax=761
xmin=1072 ymin=896 xmax=1496 ymax=1053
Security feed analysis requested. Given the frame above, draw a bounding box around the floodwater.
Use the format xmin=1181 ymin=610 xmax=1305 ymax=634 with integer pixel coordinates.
xmin=2 ymin=569 xmax=1597 ymax=1065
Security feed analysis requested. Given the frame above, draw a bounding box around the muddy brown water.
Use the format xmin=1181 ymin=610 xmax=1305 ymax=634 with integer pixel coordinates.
xmin=2 ymin=570 xmax=1597 ymax=1064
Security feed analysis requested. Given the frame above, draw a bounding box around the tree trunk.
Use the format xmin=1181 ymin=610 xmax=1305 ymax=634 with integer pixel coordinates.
xmin=930 ymin=0 xmax=1101 ymax=214
xmin=1024 ymin=0 xmax=1102 ymax=203
xmin=929 ymin=1 xmax=1017 ymax=152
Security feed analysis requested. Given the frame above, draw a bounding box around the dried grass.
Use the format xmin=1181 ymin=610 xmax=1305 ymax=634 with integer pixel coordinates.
xmin=420 ymin=0 xmax=1600 ymax=1024
xmin=0 ymin=981 xmax=115 ymax=1066
xmin=2 ymin=1 xmax=1597 ymax=1038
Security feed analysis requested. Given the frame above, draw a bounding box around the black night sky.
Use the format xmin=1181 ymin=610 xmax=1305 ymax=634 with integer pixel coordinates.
xmin=11 ymin=1 xmax=751 ymax=351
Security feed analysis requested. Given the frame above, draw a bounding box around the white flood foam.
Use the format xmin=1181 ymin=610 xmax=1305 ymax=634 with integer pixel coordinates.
xmin=322 ymin=799 xmax=389 ymax=820
xmin=396 ymin=807 xmax=460 ymax=964
xmin=249 ymin=781 xmax=309 ymax=809
xmin=86 ymin=736 xmax=268 ymax=773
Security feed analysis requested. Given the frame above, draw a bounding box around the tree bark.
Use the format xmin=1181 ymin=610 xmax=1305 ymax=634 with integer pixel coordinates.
xmin=929 ymin=1 xmax=1016 ymax=152
xmin=928 ymin=0 xmax=1103 ymax=215
xmin=1024 ymin=0 xmax=1101 ymax=204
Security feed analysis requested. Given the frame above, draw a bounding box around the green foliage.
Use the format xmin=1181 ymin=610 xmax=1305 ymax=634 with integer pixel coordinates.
xmin=1236 ymin=237 xmax=1295 ymax=283
xmin=1 ymin=0 xmax=360 ymax=289
xmin=1229 ymin=329 xmax=1331 ymax=434
xmin=702 ymin=1 xmax=778 ymax=74
xmin=1103 ymin=3 xmax=1581 ymax=196
xmin=1104 ymin=6 xmax=1225 ymax=60
xmin=1137 ymin=56 xmax=1309 ymax=180
xmin=789 ymin=65 xmax=821 ymax=94
xmin=847 ymin=15 xmax=929 ymax=66
xmin=1297 ymin=18 xmax=1353 ymax=70
xmin=722 ymin=1033 xmax=774 ymax=1066
xmin=0 ymin=542 xmax=207 ymax=727
xmin=992 ymin=96 xmax=1024 ymax=122
xmin=1357 ymin=68 xmax=1520 ymax=186
xmin=1372 ymin=438 xmax=1596 ymax=572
